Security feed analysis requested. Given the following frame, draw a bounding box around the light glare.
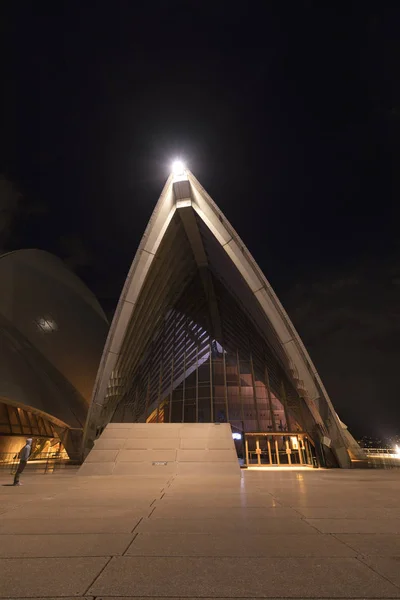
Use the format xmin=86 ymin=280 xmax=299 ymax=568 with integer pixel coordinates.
xmin=172 ymin=160 xmax=185 ymax=175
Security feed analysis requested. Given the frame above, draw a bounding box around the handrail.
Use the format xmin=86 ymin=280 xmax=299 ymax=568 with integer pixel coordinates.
xmin=0 ymin=451 xmax=77 ymax=475
xmin=364 ymin=448 xmax=400 ymax=456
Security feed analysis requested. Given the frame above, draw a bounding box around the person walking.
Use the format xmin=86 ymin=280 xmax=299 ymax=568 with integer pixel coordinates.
xmin=13 ymin=438 xmax=33 ymax=486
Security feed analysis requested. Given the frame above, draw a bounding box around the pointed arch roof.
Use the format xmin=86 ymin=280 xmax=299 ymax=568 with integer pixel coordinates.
xmin=84 ymin=169 xmax=353 ymax=466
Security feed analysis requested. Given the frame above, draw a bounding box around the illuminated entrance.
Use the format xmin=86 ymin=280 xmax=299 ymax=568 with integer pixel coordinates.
xmin=245 ymin=433 xmax=315 ymax=467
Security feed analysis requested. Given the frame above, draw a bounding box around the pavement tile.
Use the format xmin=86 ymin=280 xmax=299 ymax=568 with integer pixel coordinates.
xmin=271 ymin=493 xmax=387 ymax=508
xmin=126 ymin=532 xmax=356 ymax=557
xmin=1 ymin=505 xmax=145 ymax=520
xmin=1 ymin=597 xmax=93 ymax=600
xmin=88 ymin=556 xmax=399 ymax=597
xmin=53 ymin=497 xmax=155 ymax=508
xmin=159 ymin=495 xmax=278 ymax=507
xmin=362 ymin=556 xmax=400 ymax=588
xmin=0 ymin=533 xmax=134 ymax=557
xmin=0 ymin=557 xmax=109 ymax=598
xmin=0 ymin=517 xmax=141 ymax=534
xmin=1 ymin=465 xmax=400 ymax=599
xmin=137 ymin=517 xmax=318 ymax=534
xmin=335 ymin=533 xmax=400 ymax=556
xmin=306 ymin=518 xmax=400 ymax=534
xmin=297 ymin=506 xmax=400 ymax=519
xmin=0 ymin=495 xmax=44 ymax=508
xmin=151 ymin=506 xmax=298 ymax=519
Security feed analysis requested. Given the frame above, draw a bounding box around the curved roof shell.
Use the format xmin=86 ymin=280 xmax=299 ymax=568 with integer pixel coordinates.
xmin=0 ymin=249 xmax=108 ymax=429
xmin=84 ymin=170 xmax=358 ymax=466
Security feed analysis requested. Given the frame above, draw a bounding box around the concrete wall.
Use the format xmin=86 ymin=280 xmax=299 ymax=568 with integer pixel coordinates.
xmin=79 ymin=423 xmax=240 ymax=478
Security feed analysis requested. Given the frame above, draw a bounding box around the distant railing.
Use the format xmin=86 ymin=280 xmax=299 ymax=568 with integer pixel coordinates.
xmin=364 ymin=448 xmax=399 ymax=456
xmin=0 ymin=452 xmax=79 ymax=474
xmin=361 ymin=448 xmax=400 ymax=469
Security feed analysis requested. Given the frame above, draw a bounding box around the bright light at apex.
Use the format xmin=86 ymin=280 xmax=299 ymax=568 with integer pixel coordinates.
xmin=172 ymin=160 xmax=185 ymax=175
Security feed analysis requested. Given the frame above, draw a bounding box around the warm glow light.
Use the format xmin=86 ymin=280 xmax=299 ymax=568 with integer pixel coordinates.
xmin=395 ymin=445 xmax=400 ymax=458
xmin=172 ymin=160 xmax=185 ymax=175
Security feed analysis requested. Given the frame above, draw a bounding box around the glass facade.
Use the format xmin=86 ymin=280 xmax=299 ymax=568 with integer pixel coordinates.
xmin=85 ymin=172 xmax=357 ymax=468
xmin=0 ymin=402 xmax=58 ymax=438
xmin=111 ymin=272 xmax=313 ymax=440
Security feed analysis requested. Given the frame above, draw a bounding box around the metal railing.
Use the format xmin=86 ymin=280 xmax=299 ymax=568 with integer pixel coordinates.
xmin=364 ymin=448 xmax=399 ymax=456
xmin=361 ymin=448 xmax=400 ymax=469
xmin=0 ymin=452 xmax=79 ymax=474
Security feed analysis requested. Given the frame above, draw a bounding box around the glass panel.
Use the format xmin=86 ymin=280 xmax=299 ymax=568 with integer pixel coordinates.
xmin=226 ymin=366 xmax=237 ymax=384
xmin=271 ymin=393 xmax=288 ymax=432
xmin=36 ymin=417 xmax=45 ymax=436
xmin=170 ymin=401 xmax=183 ymax=422
xmin=173 ymin=389 xmax=183 ymax=401
xmin=212 ymin=360 xmax=225 ymax=385
xmin=183 ymin=399 xmax=196 ymax=423
xmin=227 ymin=386 xmax=241 ymax=421
xmin=109 ymin=262 xmax=308 ymax=435
xmin=214 ymin=403 xmax=227 ymax=423
xmin=246 ymin=436 xmax=259 ymax=465
xmin=7 ymin=406 xmax=22 ymax=433
xmin=27 ymin=412 xmax=38 ymax=429
xmin=18 ymin=409 xmax=29 ymax=427
xmin=197 ymin=397 xmax=211 ymax=422
xmin=0 ymin=403 xmax=10 ymax=427
xmin=43 ymin=419 xmax=54 ymax=437
xmin=7 ymin=406 xmax=19 ymax=425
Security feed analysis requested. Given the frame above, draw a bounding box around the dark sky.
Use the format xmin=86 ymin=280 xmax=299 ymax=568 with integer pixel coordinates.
xmin=2 ymin=2 xmax=399 ymax=438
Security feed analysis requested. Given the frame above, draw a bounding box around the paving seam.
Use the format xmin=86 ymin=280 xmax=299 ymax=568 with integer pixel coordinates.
xmin=1 ymin=597 xmax=399 ymax=600
xmin=82 ymin=556 xmax=113 ymax=596
xmin=85 ymin=595 xmax=400 ymax=599
xmin=355 ymin=553 xmax=400 ymax=590
xmin=122 ymin=531 xmax=139 ymax=556
xmin=117 ymin=553 xmax=367 ymax=558
xmin=330 ymin=532 xmax=368 ymax=555
xmin=0 ymin=555 xmax=118 ymax=561
xmin=130 ymin=517 xmax=143 ymax=534
xmin=289 ymin=506 xmax=340 ymax=537
xmin=300 ymin=518 xmax=331 ymax=534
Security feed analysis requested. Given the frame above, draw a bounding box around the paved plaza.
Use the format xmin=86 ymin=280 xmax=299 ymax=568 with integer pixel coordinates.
xmin=1 ymin=467 xmax=400 ymax=599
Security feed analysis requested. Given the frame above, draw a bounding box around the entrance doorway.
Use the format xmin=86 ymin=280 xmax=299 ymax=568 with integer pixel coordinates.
xmin=245 ymin=433 xmax=315 ymax=467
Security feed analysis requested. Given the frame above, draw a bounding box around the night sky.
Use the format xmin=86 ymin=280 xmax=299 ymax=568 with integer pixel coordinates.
xmin=2 ymin=3 xmax=399 ymax=438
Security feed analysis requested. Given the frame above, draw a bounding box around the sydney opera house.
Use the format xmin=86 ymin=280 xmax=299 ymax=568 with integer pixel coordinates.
xmin=82 ymin=165 xmax=362 ymax=469
xmin=1 ymin=168 xmax=362 ymax=468
xmin=0 ymin=249 xmax=108 ymax=458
